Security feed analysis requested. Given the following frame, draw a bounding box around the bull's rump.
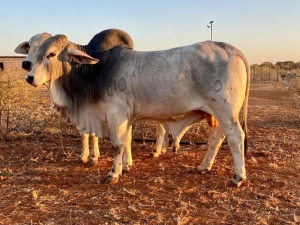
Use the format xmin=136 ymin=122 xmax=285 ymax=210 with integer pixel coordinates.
xmin=110 ymin=41 xmax=247 ymax=119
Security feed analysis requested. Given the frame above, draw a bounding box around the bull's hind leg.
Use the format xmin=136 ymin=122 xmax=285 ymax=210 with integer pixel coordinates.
xmin=170 ymin=125 xmax=191 ymax=153
xmin=196 ymin=126 xmax=225 ymax=173
xmin=221 ymin=121 xmax=246 ymax=187
xmin=151 ymin=123 xmax=169 ymax=157
xmin=88 ymin=134 xmax=100 ymax=166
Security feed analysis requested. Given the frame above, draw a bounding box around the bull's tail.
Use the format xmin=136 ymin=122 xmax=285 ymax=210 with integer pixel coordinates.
xmin=241 ymin=55 xmax=250 ymax=156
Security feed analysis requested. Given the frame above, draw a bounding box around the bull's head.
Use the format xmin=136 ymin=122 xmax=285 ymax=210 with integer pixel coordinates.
xmin=15 ymin=33 xmax=52 ymax=72
xmin=26 ymin=34 xmax=99 ymax=87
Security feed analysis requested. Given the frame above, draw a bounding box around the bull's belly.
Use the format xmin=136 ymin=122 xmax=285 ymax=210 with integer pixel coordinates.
xmin=133 ymin=98 xmax=206 ymax=120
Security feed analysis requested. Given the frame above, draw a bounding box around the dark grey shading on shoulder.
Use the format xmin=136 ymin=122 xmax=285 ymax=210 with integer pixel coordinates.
xmin=62 ymin=29 xmax=134 ymax=108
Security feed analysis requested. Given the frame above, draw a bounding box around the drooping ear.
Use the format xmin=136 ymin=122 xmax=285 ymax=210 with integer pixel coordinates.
xmin=67 ymin=47 xmax=99 ymax=64
xmin=14 ymin=41 xmax=30 ymax=54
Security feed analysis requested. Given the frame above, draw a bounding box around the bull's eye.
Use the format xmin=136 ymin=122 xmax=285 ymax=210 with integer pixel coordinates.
xmin=47 ymin=52 xmax=56 ymax=59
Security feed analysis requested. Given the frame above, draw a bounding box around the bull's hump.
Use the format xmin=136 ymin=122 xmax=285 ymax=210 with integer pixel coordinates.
xmin=88 ymin=29 xmax=134 ymax=53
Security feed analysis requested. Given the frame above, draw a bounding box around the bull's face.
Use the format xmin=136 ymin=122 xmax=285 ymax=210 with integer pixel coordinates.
xmin=26 ymin=34 xmax=99 ymax=87
xmin=15 ymin=33 xmax=52 ymax=72
xmin=26 ymin=35 xmax=64 ymax=87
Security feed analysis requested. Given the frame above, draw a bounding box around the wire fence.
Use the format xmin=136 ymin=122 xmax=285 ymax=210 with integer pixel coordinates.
xmin=251 ymin=66 xmax=299 ymax=82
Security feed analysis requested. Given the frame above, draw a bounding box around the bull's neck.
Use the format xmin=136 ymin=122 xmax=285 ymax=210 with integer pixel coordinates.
xmin=48 ymin=80 xmax=69 ymax=108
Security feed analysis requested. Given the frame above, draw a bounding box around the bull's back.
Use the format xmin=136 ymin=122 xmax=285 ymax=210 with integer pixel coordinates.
xmin=115 ymin=46 xmax=198 ymax=116
xmin=111 ymin=41 xmax=247 ymax=118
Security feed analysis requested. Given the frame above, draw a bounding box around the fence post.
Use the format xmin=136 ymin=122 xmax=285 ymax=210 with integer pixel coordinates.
xmin=6 ymin=75 xmax=11 ymax=133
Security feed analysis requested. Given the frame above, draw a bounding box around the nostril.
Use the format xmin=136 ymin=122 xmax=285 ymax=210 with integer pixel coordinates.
xmin=26 ymin=76 xmax=34 ymax=84
xmin=22 ymin=61 xmax=32 ymax=70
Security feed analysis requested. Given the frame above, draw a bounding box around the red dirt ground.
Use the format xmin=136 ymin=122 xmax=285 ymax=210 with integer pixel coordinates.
xmin=0 ymin=81 xmax=299 ymax=225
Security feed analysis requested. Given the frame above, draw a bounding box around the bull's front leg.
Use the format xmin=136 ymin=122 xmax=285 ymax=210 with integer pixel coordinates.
xmin=102 ymin=119 xmax=129 ymax=184
xmin=88 ymin=134 xmax=100 ymax=166
xmin=79 ymin=132 xmax=90 ymax=164
xmin=103 ymin=145 xmax=125 ymax=184
xmin=122 ymin=125 xmax=133 ymax=172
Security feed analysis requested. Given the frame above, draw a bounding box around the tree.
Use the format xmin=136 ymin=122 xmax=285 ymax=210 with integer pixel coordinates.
xmin=275 ymin=61 xmax=284 ymax=70
xmin=275 ymin=61 xmax=296 ymax=70
xmin=293 ymin=62 xmax=300 ymax=70
xmin=283 ymin=61 xmax=295 ymax=70
xmin=261 ymin=62 xmax=275 ymax=69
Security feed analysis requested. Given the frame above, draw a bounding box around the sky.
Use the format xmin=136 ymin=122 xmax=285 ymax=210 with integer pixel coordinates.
xmin=1 ymin=0 xmax=299 ymax=65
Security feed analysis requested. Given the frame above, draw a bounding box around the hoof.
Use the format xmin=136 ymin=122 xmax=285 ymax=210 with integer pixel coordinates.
xmin=189 ymin=167 xmax=209 ymax=174
xmin=150 ymin=152 xmax=160 ymax=158
xmin=122 ymin=164 xmax=132 ymax=173
xmin=102 ymin=176 xmax=118 ymax=184
xmin=161 ymin=148 xmax=167 ymax=154
xmin=87 ymin=158 xmax=99 ymax=167
xmin=172 ymin=145 xmax=179 ymax=153
xmin=231 ymin=175 xmax=245 ymax=187
xmin=77 ymin=158 xmax=88 ymax=164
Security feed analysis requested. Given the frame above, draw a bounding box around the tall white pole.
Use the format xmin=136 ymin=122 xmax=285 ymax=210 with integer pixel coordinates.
xmin=207 ymin=21 xmax=214 ymax=41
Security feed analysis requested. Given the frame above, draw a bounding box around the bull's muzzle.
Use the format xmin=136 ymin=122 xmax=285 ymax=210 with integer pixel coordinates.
xmin=26 ymin=75 xmax=34 ymax=85
xmin=22 ymin=61 xmax=32 ymax=72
